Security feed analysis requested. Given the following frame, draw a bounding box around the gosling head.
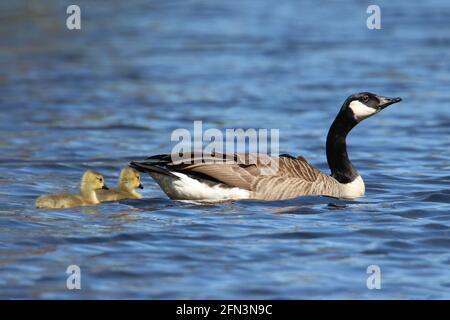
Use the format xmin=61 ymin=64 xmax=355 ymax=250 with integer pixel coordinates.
xmin=341 ymin=92 xmax=402 ymax=124
xmin=81 ymin=170 xmax=109 ymax=191
xmin=118 ymin=167 xmax=143 ymax=193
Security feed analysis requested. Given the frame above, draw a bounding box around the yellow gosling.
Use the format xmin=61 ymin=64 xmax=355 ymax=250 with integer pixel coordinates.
xmin=35 ymin=170 xmax=108 ymax=209
xmin=96 ymin=167 xmax=143 ymax=202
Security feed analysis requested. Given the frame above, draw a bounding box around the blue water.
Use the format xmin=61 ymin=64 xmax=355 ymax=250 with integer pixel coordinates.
xmin=1 ymin=0 xmax=450 ymax=299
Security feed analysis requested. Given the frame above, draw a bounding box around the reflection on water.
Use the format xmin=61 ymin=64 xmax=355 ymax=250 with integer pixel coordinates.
xmin=1 ymin=0 xmax=450 ymax=299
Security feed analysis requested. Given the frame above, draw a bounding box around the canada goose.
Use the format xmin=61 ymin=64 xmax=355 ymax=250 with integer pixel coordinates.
xmin=130 ymin=92 xmax=402 ymax=201
xmin=35 ymin=170 xmax=108 ymax=209
xmin=96 ymin=167 xmax=143 ymax=202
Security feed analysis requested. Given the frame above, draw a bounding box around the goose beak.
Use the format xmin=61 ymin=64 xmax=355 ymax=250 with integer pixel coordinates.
xmin=138 ymin=183 xmax=144 ymax=189
xmin=377 ymin=96 xmax=402 ymax=110
xmin=102 ymin=185 xmax=109 ymax=190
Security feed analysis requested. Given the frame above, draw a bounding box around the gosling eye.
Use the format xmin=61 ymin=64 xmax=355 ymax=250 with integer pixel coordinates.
xmin=98 ymin=178 xmax=103 ymax=182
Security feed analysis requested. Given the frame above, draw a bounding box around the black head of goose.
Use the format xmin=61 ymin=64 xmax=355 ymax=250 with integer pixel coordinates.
xmin=326 ymin=92 xmax=402 ymax=189
xmin=130 ymin=92 xmax=402 ymax=201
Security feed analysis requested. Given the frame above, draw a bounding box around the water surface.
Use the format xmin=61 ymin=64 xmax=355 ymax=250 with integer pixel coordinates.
xmin=0 ymin=0 xmax=450 ymax=299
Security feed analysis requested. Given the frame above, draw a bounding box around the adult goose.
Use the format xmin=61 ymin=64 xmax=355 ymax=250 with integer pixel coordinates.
xmin=130 ymin=92 xmax=401 ymax=201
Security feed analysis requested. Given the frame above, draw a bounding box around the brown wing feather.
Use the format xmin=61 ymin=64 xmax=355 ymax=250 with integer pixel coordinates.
xmin=139 ymin=152 xmax=340 ymax=199
xmin=248 ymin=156 xmax=341 ymax=200
xmin=159 ymin=153 xmax=324 ymax=188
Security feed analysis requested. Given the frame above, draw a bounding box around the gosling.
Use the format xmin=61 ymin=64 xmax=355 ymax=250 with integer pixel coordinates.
xmin=96 ymin=167 xmax=143 ymax=202
xmin=35 ymin=170 xmax=108 ymax=209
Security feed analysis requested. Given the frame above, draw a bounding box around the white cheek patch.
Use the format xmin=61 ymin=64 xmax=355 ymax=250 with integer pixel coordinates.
xmin=349 ymin=100 xmax=377 ymax=121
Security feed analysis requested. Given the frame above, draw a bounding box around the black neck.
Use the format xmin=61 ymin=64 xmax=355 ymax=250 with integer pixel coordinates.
xmin=326 ymin=110 xmax=359 ymax=184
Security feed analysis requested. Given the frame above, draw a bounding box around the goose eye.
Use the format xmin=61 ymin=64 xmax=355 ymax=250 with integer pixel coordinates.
xmin=362 ymin=95 xmax=369 ymax=103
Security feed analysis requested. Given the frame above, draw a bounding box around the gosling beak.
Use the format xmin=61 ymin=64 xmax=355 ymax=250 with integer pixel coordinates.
xmin=102 ymin=185 xmax=109 ymax=190
xmin=377 ymin=96 xmax=402 ymax=110
xmin=138 ymin=183 xmax=144 ymax=189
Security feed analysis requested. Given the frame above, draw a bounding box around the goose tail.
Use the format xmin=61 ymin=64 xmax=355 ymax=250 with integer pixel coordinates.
xmin=129 ymin=161 xmax=179 ymax=179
